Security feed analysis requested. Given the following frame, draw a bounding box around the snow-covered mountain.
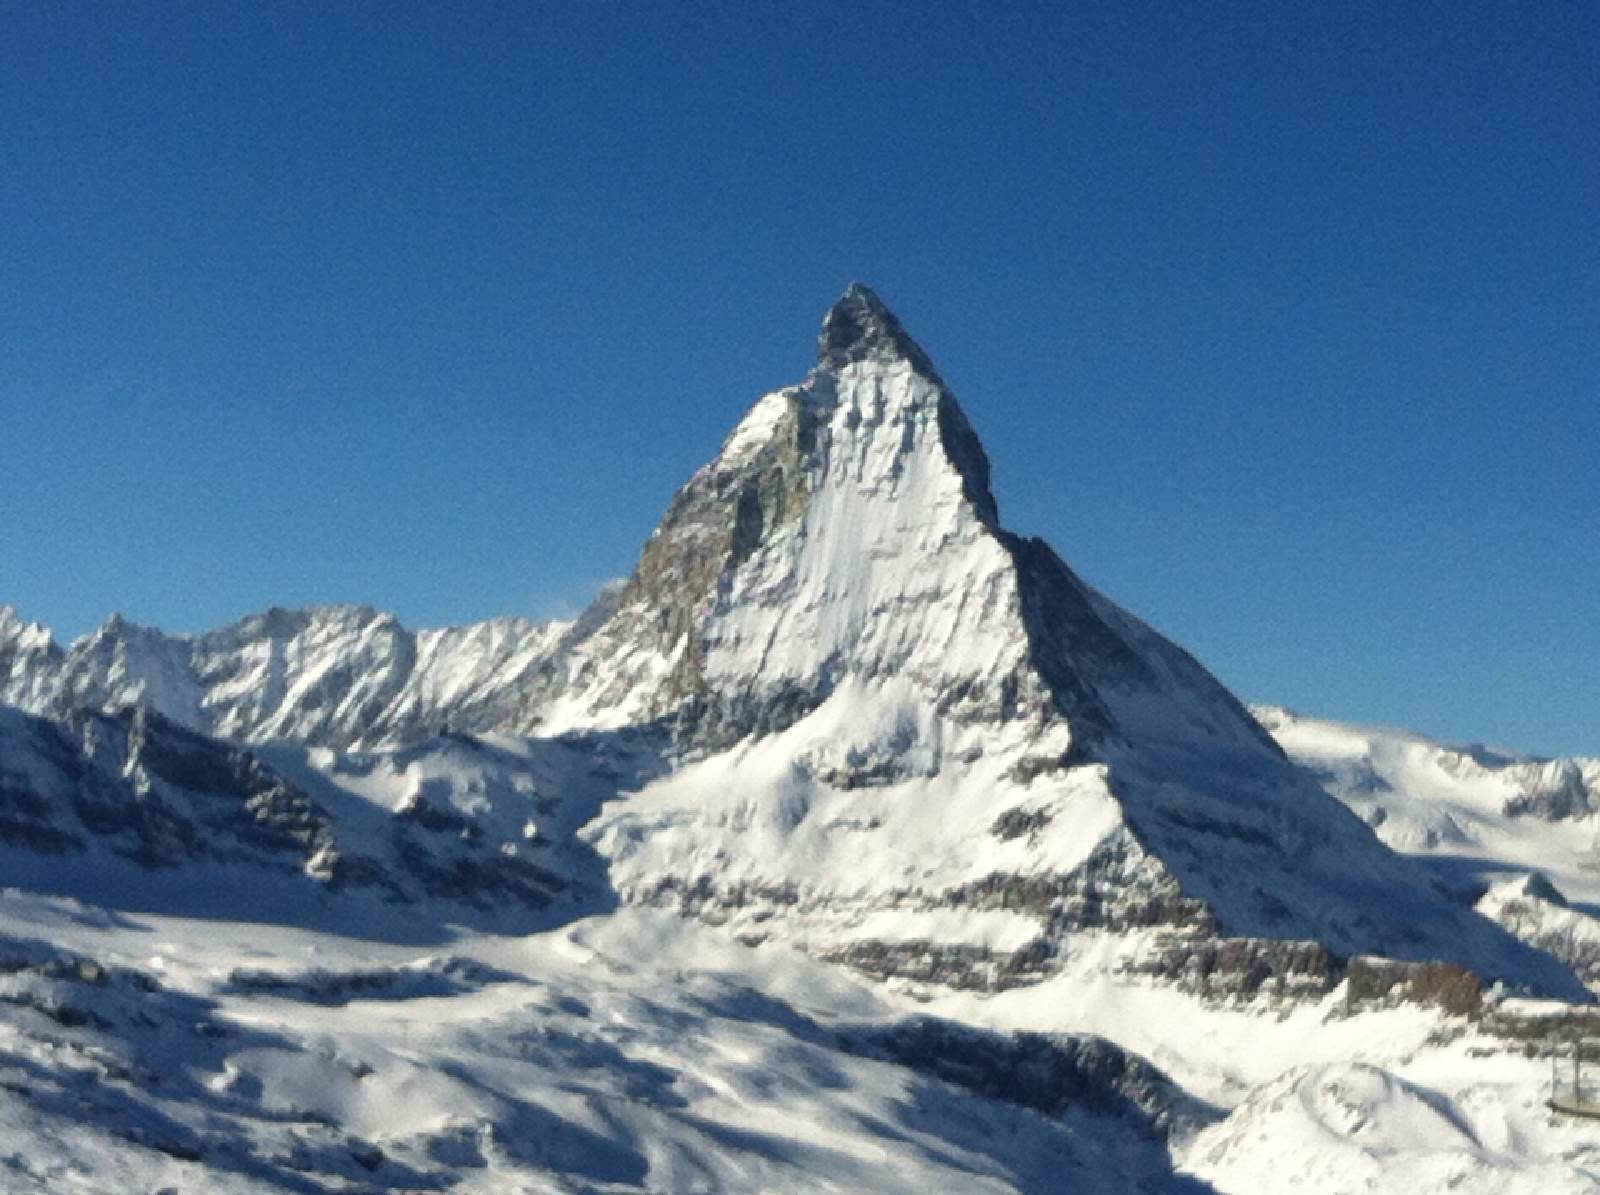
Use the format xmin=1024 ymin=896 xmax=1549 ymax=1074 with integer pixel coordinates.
xmin=1255 ymin=705 xmax=1600 ymax=852
xmin=0 ymin=604 xmax=582 ymax=752
xmin=1256 ymin=705 xmax=1600 ymax=994
xmin=0 ymin=700 xmax=642 ymax=931
xmin=4 ymin=285 xmax=1600 ymax=1192
xmin=536 ymin=284 xmax=1579 ymax=998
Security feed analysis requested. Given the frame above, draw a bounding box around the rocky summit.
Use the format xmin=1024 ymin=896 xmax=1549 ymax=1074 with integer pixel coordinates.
xmin=2 ymin=287 xmax=1598 ymax=1193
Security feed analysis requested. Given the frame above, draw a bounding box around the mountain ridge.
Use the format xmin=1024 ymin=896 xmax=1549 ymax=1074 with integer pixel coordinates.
xmin=0 ymin=285 xmax=1586 ymax=1003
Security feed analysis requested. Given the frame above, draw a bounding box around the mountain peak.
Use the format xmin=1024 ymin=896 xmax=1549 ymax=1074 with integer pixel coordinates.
xmin=817 ymin=282 xmax=941 ymax=381
xmin=0 ymin=605 xmax=57 ymax=655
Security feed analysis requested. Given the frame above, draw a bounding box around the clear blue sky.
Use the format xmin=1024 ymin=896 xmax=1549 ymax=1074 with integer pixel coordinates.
xmin=2 ymin=2 xmax=1596 ymax=755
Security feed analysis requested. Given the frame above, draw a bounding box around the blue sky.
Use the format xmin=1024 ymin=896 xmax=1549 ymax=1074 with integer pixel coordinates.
xmin=2 ymin=3 xmax=1596 ymax=754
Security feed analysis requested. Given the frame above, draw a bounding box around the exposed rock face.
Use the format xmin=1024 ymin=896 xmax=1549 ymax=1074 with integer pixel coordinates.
xmin=1125 ymin=935 xmax=1342 ymax=1002
xmin=0 ymin=703 xmax=606 ymax=916
xmin=1342 ymin=956 xmax=1484 ymax=1017
xmin=840 ymin=1015 xmax=1205 ymax=1139
xmin=0 ymin=702 xmax=346 ymax=873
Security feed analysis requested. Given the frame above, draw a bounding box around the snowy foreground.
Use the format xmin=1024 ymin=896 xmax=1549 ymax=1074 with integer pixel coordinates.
xmin=3 ymin=883 xmax=1599 ymax=1194
xmin=0 ymin=895 xmax=1202 ymax=1194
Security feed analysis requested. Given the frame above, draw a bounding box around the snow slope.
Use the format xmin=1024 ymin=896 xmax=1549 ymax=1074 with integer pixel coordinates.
xmin=4 ymin=888 xmax=1598 ymax=1194
xmin=1255 ymin=704 xmax=1600 ymax=871
xmin=1184 ymin=1060 xmax=1599 ymax=1194
xmin=1257 ymin=704 xmax=1600 ymax=995
xmin=0 ymin=894 xmax=1202 ymax=1194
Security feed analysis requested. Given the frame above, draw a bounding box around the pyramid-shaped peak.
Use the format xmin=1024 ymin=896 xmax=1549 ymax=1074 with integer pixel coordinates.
xmin=817 ymin=283 xmax=942 ymax=381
